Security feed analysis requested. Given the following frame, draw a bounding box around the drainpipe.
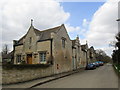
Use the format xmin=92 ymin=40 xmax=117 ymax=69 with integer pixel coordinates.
xmin=50 ymin=39 xmax=53 ymax=65
xmin=85 ymin=49 xmax=88 ymax=66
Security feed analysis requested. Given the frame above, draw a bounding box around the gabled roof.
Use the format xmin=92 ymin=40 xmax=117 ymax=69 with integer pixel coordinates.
xmin=71 ymin=40 xmax=76 ymax=47
xmin=16 ymin=25 xmax=62 ymax=45
xmin=81 ymin=44 xmax=88 ymax=51
xmin=34 ymin=25 xmax=61 ymax=41
xmin=17 ymin=34 xmax=26 ymax=45
xmin=71 ymin=38 xmax=81 ymax=47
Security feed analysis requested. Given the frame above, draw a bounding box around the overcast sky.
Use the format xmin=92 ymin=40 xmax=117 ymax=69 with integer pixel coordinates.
xmin=1 ymin=0 xmax=119 ymax=56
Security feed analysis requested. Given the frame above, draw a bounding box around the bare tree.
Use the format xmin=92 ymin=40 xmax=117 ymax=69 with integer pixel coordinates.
xmin=2 ymin=44 xmax=9 ymax=55
xmin=96 ymin=49 xmax=107 ymax=56
xmin=95 ymin=49 xmax=111 ymax=63
xmin=109 ymin=41 xmax=117 ymax=47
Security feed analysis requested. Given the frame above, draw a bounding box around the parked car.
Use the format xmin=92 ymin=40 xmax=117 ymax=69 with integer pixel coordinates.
xmin=92 ymin=62 xmax=99 ymax=67
xmin=97 ymin=61 xmax=104 ymax=66
xmin=85 ymin=63 xmax=96 ymax=70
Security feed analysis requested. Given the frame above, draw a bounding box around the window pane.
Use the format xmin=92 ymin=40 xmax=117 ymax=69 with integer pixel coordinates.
xmin=62 ymin=39 xmax=65 ymax=48
xmin=17 ymin=55 xmax=21 ymax=63
xmin=39 ymin=52 xmax=46 ymax=62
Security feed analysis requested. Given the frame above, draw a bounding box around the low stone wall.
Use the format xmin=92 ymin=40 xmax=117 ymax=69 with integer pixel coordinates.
xmin=2 ymin=64 xmax=54 ymax=84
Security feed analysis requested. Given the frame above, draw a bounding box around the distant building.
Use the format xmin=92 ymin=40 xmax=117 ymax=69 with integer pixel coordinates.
xmin=2 ymin=51 xmax=14 ymax=64
xmin=81 ymin=44 xmax=89 ymax=66
xmin=89 ymin=46 xmax=96 ymax=63
xmin=71 ymin=36 xmax=81 ymax=70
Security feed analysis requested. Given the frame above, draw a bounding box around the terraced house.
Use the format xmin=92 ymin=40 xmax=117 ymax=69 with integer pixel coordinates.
xmin=71 ymin=36 xmax=82 ymax=70
xmin=13 ymin=20 xmax=96 ymax=74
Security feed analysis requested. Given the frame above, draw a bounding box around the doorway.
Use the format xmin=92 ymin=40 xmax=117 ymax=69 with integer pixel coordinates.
xmin=27 ymin=54 xmax=32 ymax=64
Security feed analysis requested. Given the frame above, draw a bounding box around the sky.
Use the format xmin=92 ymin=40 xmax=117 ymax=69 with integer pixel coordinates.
xmin=0 ymin=0 xmax=119 ymax=56
xmin=61 ymin=2 xmax=105 ymax=39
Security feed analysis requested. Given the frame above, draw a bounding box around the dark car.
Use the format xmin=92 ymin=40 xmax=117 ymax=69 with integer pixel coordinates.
xmin=85 ymin=63 xmax=96 ymax=70
xmin=92 ymin=62 xmax=99 ymax=67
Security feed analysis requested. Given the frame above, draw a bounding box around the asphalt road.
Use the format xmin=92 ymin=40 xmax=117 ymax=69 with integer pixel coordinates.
xmin=35 ymin=64 xmax=119 ymax=88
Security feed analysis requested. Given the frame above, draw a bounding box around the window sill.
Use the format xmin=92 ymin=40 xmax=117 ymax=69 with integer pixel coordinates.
xmin=40 ymin=61 xmax=47 ymax=64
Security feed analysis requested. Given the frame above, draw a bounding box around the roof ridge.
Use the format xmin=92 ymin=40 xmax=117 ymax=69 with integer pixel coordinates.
xmin=33 ymin=25 xmax=62 ymax=32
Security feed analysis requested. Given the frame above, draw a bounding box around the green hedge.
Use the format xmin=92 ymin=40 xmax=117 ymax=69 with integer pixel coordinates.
xmin=115 ymin=64 xmax=120 ymax=71
xmin=115 ymin=64 xmax=120 ymax=70
xmin=113 ymin=65 xmax=120 ymax=78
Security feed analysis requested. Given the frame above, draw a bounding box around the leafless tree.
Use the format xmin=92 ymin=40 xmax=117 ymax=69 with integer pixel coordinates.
xmin=2 ymin=44 xmax=9 ymax=55
xmin=95 ymin=49 xmax=111 ymax=63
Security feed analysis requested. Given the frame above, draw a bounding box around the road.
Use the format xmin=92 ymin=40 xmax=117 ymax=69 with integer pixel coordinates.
xmin=34 ymin=64 xmax=119 ymax=88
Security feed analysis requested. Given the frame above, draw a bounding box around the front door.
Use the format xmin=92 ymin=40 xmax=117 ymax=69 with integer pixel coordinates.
xmin=27 ymin=54 xmax=32 ymax=64
xmin=72 ymin=57 xmax=76 ymax=70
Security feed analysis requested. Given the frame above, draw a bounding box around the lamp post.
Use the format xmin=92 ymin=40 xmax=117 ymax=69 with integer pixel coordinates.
xmin=116 ymin=18 xmax=120 ymax=64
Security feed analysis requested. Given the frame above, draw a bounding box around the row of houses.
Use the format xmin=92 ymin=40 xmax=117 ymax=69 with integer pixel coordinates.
xmin=4 ymin=20 xmax=97 ymax=74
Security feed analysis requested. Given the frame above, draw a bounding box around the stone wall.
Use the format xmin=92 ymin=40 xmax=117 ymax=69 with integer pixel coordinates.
xmin=2 ymin=65 xmax=54 ymax=84
xmin=52 ymin=25 xmax=72 ymax=74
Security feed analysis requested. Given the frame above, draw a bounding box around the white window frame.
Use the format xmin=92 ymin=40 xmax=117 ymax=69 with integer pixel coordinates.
xmin=39 ymin=52 xmax=47 ymax=64
xmin=16 ymin=54 xmax=21 ymax=63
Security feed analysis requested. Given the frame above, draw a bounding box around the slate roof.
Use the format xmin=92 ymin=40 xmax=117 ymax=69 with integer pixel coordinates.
xmin=16 ymin=25 xmax=62 ymax=45
xmin=2 ymin=51 xmax=13 ymax=59
xmin=35 ymin=25 xmax=61 ymax=41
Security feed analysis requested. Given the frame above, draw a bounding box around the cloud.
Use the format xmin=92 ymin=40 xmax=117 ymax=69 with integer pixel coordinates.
xmin=65 ymin=24 xmax=89 ymax=40
xmin=65 ymin=18 xmax=90 ymax=40
xmin=1 ymin=0 xmax=70 ymax=51
xmin=64 ymin=24 xmax=81 ymax=39
xmin=82 ymin=19 xmax=89 ymax=28
xmin=83 ymin=0 xmax=118 ymax=56
xmin=65 ymin=24 xmax=80 ymax=32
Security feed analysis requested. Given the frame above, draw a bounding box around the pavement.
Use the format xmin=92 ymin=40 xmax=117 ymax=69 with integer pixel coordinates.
xmin=2 ymin=64 xmax=119 ymax=88
xmin=2 ymin=67 xmax=84 ymax=88
xmin=34 ymin=64 xmax=119 ymax=88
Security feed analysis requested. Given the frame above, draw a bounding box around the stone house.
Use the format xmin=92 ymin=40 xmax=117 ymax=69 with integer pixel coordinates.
xmin=13 ymin=21 xmax=72 ymax=74
xmin=89 ymin=46 xmax=96 ymax=63
xmin=81 ymin=44 xmax=96 ymax=65
xmin=2 ymin=51 xmax=14 ymax=64
xmin=81 ymin=43 xmax=89 ymax=66
xmin=71 ymin=36 xmax=83 ymax=70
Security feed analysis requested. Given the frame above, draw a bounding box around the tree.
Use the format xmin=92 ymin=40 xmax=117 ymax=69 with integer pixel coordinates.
xmin=116 ymin=32 xmax=120 ymax=49
xmin=96 ymin=49 xmax=107 ymax=56
xmin=112 ymin=32 xmax=120 ymax=64
xmin=2 ymin=44 xmax=9 ymax=55
xmin=95 ymin=49 xmax=111 ymax=63
xmin=115 ymin=32 xmax=120 ymax=63
xmin=109 ymin=41 xmax=117 ymax=47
